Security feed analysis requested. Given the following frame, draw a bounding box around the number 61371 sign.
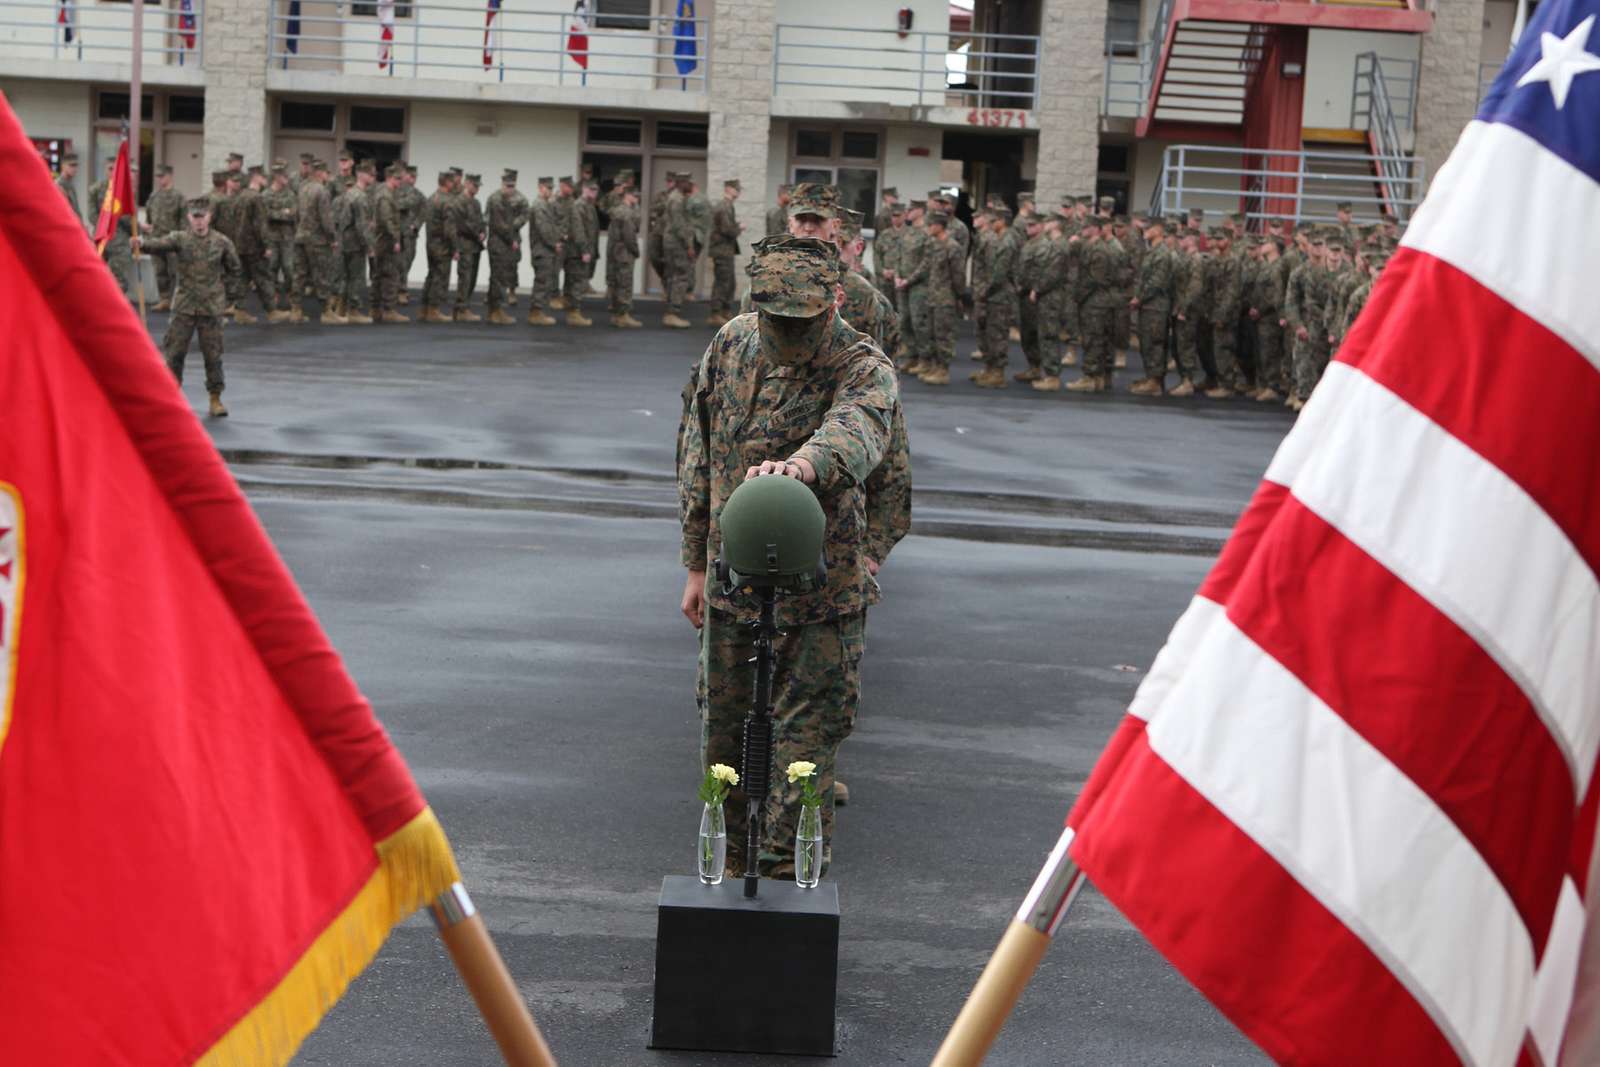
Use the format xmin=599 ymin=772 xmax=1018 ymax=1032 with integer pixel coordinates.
xmin=966 ymin=109 xmax=1028 ymax=128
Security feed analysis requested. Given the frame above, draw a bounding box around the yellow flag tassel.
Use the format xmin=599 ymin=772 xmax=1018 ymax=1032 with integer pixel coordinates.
xmin=198 ymin=807 xmax=463 ymax=1066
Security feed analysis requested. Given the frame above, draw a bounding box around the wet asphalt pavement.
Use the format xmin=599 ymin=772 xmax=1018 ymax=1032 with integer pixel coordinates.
xmin=154 ymin=300 xmax=1286 ymax=1066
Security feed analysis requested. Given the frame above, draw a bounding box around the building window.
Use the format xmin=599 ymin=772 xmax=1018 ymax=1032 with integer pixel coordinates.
xmin=593 ymin=0 xmax=653 ymax=31
xmin=1105 ymin=0 xmax=1140 ymax=56
xmin=279 ymin=100 xmax=337 ymax=132
xmin=788 ymin=125 xmax=884 ymax=222
xmin=839 ymin=131 xmax=880 ymax=160
xmin=794 ymin=128 xmax=833 ymax=160
xmin=656 ymin=120 xmax=708 ymax=150
xmin=1097 ymin=145 xmax=1130 ymax=174
xmin=352 ymin=2 xmax=414 ymax=16
xmin=349 ymin=105 xmax=405 ymax=135
xmin=96 ymin=91 xmax=154 ymax=122
xmin=166 ymin=95 xmax=205 ymax=124
xmin=587 ymin=116 xmax=643 ymax=146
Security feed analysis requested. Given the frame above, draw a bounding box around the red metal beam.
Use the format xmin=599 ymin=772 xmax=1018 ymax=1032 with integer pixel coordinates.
xmin=1180 ymin=0 xmax=1431 ymax=32
xmin=1143 ymin=119 xmax=1247 ymax=144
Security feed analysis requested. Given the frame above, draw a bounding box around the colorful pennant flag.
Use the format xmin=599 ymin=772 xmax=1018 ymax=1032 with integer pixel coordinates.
xmin=484 ymin=0 xmax=502 ymax=70
xmin=567 ymin=0 xmax=589 ymax=70
xmin=1062 ymin=0 xmax=1600 ymax=1062
xmin=56 ymin=0 xmax=74 ymax=44
xmin=90 ymin=139 xmax=133 ymax=256
xmin=178 ymin=0 xmax=196 ymax=50
xmin=286 ymin=0 xmax=302 ymax=54
xmin=0 ymin=96 xmax=462 ymax=1064
xmin=378 ymin=0 xmax=396 ymax=70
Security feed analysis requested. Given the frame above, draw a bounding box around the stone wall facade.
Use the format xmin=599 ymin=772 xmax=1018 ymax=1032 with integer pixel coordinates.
xmin=201 ymin=0 xmax=270 ymax=173
xmin=704 ymin=0 xmax=776 ymax=280
xmin=1034 ymin=0 xmax=1109 ymax=206
xmin=1414 ymin=0 xmax=1486 ymax=192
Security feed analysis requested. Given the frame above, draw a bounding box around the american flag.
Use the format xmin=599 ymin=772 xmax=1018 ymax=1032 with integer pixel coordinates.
xmin=483 ymin=0 xmax=501 ymax=70
xmin=377 ymin=0 xmax=395 ymax=70
xmin=1063 ymin=0 xmax=1600 ymax=1063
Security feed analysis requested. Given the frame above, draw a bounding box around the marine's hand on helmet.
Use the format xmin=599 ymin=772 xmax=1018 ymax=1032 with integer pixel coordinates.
xmin=745 ymin=457 xmax=815 ymax=484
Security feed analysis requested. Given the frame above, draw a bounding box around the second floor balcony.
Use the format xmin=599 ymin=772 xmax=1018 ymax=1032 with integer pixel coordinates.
xmin=0 ymin=0 xmax=206 ymax=83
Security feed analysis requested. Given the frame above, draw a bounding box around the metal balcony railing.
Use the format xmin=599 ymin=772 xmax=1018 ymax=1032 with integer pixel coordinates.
xmin=1350 ymin=52 xmax=1418 ymax=133
xmin=268 ymin=1 xmax=707 ymax=90
xmin=1103 ymin=41 xmax=1152 ymax=118
xmin=0 ymin=0 xmax=204 ymax=68
xmin=1152 ymin=143 xmax=1426 ymax=225
xmin=773 ymin=24 xmax=1040 ymax=109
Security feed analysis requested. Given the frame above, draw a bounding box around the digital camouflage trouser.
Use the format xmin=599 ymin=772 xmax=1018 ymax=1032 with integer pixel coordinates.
xmin=1081 ymin=298 xmax=1121 ymax=377
xmin=294 ymin=241 xmax=338 ymax=305
xmin=700 ymin=607 xmax=864 ymax=878
xmin=529 ymin=247 xmax=559 ymax=311
xmin=457 ymin=249 xmax=482 ymax=311
xmin=562 ymin=254 xmax=588 ymax=306
xmin=710 ymin=254 xmax=736 ymax=316
xmin=240 ymin=249 xmax=276 ymax=312
xmin=373 ymin=248 xmax=402 ymax=316
xmin=162 ymin=312 xmax=225 ymax=395
xmin=1211 ymin=318 xmax=1246 ymax=390
xmin=664 ymin=242 xmax=694 ymax=315
xmin=267 ymin=237 xmax=295 ymax=308
xmin=423 ymin=248 xmax=452 ymax=310
xmin=486 ymin=237 xmax=518 ymax=312
xmin=1138 ymin=303 xmax=1171 ymax=380
xmin=1173 ymin=316 xmax=1202 ymax=381
xmin=1256 ymin=318 xmax=1285 ymax=393
xmin=153 ymin=249 xmax=177 ymax=303
xmin=1036 ymin=290 xmax=1067 ymax=376
xmin=607 ymin=255 xmax=635 ymax=315
xmin=981 ymin=289 xmax=1014 ymax=370
xmin=927 ymin=302 xmax=957 ymax=368
xmin=1019 ymin=293 xmax=1041 ymax=370
xmin=342 ymin=250 xmax=371 ymax=315
xmin=906 ymin=285 xmax=931 ymax=365
xmin=1292 ymin=333 xmax=1331 ymax=401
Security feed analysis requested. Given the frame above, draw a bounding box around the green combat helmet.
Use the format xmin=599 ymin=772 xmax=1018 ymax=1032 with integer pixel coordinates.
xmin=715 ymin=474 xmax=827 ymax=592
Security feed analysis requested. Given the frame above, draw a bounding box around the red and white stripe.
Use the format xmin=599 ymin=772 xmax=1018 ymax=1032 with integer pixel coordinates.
xmin=377 ymin=0 xmax=395 ymax=70
xmin=1067 ymin=117 xmax=1600 ymax=1066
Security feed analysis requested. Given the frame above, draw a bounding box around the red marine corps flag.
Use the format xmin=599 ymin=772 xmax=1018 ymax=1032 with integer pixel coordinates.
xmin=91 ymin=137 xmax=133 ymax=255
xmin=936 ymin=0 xmax=1600 ymax=1063
xmin=0 ymin=97 xmax=552 ymax=1064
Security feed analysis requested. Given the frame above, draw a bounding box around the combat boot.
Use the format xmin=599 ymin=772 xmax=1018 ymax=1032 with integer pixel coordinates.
xmin=1008 ymin=326 xmax=1021 ymax=342
xmin=834 ymin=781 xmax=850 ymax=806
xmin=901 ymin=359 xmax=926 ymax=377
xmin=1114 ymin=351 xmax=1127 ymax=368
xmin=1204 ymin=385 xmax=1234 ymax=399
xmin=662 ymin=313 xmax=691 ymax=329
xmin=208 ymin=392 xmax=229 ymax=418
xmin=266 ymin=309 xmax=291 ymax=323
xmin=1288 ymin=396 xmax=1305 ymax=412
xmin=970 ymin=348 xmax=985 ymax=361
xmin=1128 ymin=377 xmax=1163 ymax=396
xmin=1255 ymin=387 xmax=1281 ymax=403
xmin=454 ymin=307 xmax=482 ymax=323
xmin=344 ymin=310 xmax=374 ymax=325
xmin=380 ymin=310 xmax=409 ymax=324
xmin=619 ymin=314 xmax=644 ymax=329
xmin=153 ymin=298 xmax=172 ymax=312
xmin=487 ymin=308 xmax=516 ymax=325
xmin=609 ymin=314 xmax=624 ymax=328
xmin=1168 ymin=379 xmax=1196 ymax=397
xmin=528 ymin=310 xmax=557 ymax=326
xmin=1065 ymin=375 xmax=1104 ymax=393
xmin=918 ymin=365 xmax=951 ymax=386
xmin=972 ymin=368 xmax=1007 ymax=389
xmin=1031 ymin=375 xmax=1063 ymax=392
xmin=566 ymin=308 xmax=593 ymax=327
xmin=1063 ymin=350 xmax=1079 ymax=367
xmin=288 ymin=306 xmax=305 ymax=324
xmin=232 ymin=307 xmax=259 ymax=325
xmin=550 ymin=295 xmax=569 ymax=310
xmin=1013 ymin=366 xmax=1042 ymax=382
xmin=319 ymin=308 xmax=347 ymax=325
xmin=397 ymin=291 xmax=411 ymax=306
xmin=330 ymin=297 xmax=345 ymax=317
xmin=422 ymin=307 xmax=451 ymax=324
xmin=507 ymin=289 xmax=519 ymax=307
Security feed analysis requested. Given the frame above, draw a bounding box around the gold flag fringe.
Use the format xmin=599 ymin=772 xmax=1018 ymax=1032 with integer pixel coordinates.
xmin=197 ymin=807 xmax=463 ymax=1066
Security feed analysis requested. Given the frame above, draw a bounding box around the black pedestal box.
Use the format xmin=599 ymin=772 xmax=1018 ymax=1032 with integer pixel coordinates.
xmin=649 ymin=875 xmax=839 ymax=1056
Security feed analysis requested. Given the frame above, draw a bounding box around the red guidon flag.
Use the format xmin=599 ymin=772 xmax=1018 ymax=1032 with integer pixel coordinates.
xmin=566 ymin=0 xmax=589 ymax=69
xmin=1065 ymin=1 xmax=1600 ymax=1063
xmin=0 ymin=95 xmax=461 ymax=1062
xmin=91 ymin=137 xmax=134 ymax=255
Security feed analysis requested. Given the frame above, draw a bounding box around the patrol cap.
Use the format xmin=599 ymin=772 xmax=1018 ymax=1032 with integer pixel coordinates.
xmin=1018 ymin=191 xmax=1036 ymax=205
xmin=1077 ymin=195 xmax=1093 ymax=207
xmin=1053 ymin=205 xmax=1074 ymax=222
xmin=558 ymin=174 xmax=573 ymax=184
xmin=247 ymin=164 xmax=265 ymax=177
xmin=537 ymin=175 xmax=553 ymax=186
xmin=1080 ymin=214 xmax=1103 ymax=229
xmin=450 ymin=166 xmax=464 ymax=177
xmin=788 ymin=182 xmax=839 ymax=220
xmin=271 ymin=163 xmax=288 ymax=176
xmin=299 ymin=152 xmax=315 ymax=164
xmin=724 ymin=178 xmax=741 ymax=190
xmin=227 ymin=151 xmax=244 ymax=164
xmin=338 ymin=149 xmax=353 ymax=162
xmin=747 ymin=235 xmax=840 ymax=319
xmin=61 ymin=151 xmax=78 ymax=163
xmin=616 ymin=168 xmax=635 ymax=181
xmin=1228 ymin=212 xmax=1245 ymax=223
xmin=582 ymin=179 xmax=599 ymax=191
xmin=386 ymin=162 xmax=407 ymax=179
xmin=1336 ymin=201 xmax=1353 ymax=211
xmin=272 ymin=157 xmax=288 ymax=169
xmin=882 ymin=187 xmax=898 ymax=198
xmin=502 ymin=168 xmax=518 ymax=182
xmin=886 ymin=203 xmax=904 ymax=218
xmin=185 ymin=196 xmax=211 ymax=215
xmin=211 ymin=169 xmax=230 ymax=185
xmin=838 ymin=209 xmax=863 ymax=239
xmin=313 ymin=158 xmax=330 ymax=171
xmin=925 ymin=210 xmax=950 ymax=228
xmin=990 ymin=205 xmax=1013 ymax=223
xmin=1113 ymin=214 xmax=1129 ymax=226
xmin=777 ymin=183 xmax=792 ymax=195
xmin=356 ymin=161 xmax=376 ymax=176
xmin=438 ymin=170 xmax=454 ymax=183
xmin=1098 ymin=195 xmax=1116 ymax=212
xmin=1325 ymin=237 xmax=1346 ymax=252
xmin=464 ymin=172 xmax=482 ymax=184
xmin=406 ymin=165 xmax=418 ymax=176
xmin=156 ymin=164 xmax=174 ymax=177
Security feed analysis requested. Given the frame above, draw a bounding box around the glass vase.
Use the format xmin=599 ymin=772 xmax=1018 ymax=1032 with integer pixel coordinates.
xmin=698 ymin=801 xmax=727 ymax=885
xmin=795 ymin=804 xmax=823 ymax=889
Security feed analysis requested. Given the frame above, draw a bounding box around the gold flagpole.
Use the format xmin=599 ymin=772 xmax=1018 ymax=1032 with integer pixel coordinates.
xmin=431 ymin=883 xmax=559 ymax=1066
xmin=930 ymin=827 xmax=1085 ymax=1067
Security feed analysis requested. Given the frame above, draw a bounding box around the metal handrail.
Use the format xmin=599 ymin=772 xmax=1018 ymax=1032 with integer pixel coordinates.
xmin=1103 ymin=40 xmax=1152 ymax=118
xmin=3 ymin=0 xmax=204 ymax=66
xmin=1152 ymin=143 xmax=1425 ymax=225
xmin=773 ymin=22 xmax=1041 ymax=108
xmin=1143 ymin=0 xmax=1178 ymax=115
xmin=1350 ymin=52 xmax=1418 ymax=132
xmin=267 ymin=2 xmax=707 ymax=86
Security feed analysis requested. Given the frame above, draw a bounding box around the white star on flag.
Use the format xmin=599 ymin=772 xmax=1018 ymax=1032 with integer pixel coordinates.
xmin=1516 ymin=13 xmax=1600 ymax=108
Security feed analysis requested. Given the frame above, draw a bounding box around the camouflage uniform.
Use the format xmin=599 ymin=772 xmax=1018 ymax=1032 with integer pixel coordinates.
xmin=663 ymin=188 xmax=697 ymax=316
xmin=262 ymin=183 xmax=298 ymax=310
xmin=896 ymin=221 xmax=932 ymax=366
xmin=455 ymin=188 xmax=486 ymax=312
xmin=606 ymin=201 xmax=640 ymax=317
xmin=140 ymin=226 xmax=242 ymax=395
xmin=485 ymin=183 xmax=529 ymax=315
xmin=923 ymin=228 xmax=968 ymax=370
xmin=336 ymin=183 xmax=375 ymax=316
xmin=970 ymin=224 xmax=992 ymax=352
xmin=708 ymin=196 xmax=741 ymax=317
xmin=679 ymin=303 xmax=902 ymax=874
xmin=1283 ymin=257 xmax=1335 ymax=401
xmin=293 ymin=177 xmax=339 ymax=307
xmin=1016 ymin=229 xmax=1048 ymax=371
xmin=1031 ymin=234 xmax=1070 ymax=377
xmin=765 ymin=202 xmax=788 ymax=240
xmin=1246 ymin=255 xmax=1285 ymax=393
xmin=372 ymin=181 xmax=406 ymax=318
xmin=1207 ymin=247 xmax=1246 ymax=390
xmin=528 ymin=193 xmax=564 ymax=312
xmin=554 ymin=190 xmax=578 ymax=301
xmin=422 ymin=188 xmax=456 ymax=313
xmin=1133 ymin=237 xmax=1177 ymax=381
xmin=235 ymin=184 xmax=276 ymax=313
xmin=145 ymin=186 xmax=187 ymax=304
xmin=650 ymin=185 xmax=674 ymax=284
xmin=980 ymin=226 xmax=1019 ymax=370
xmin=840 ymin=269 xmax=901 ymax=362
xmin=57 ymin=172 xmax=82 ymax=225
xmin=89 ymin=177 xmax=135 ymax=295
xmin=398 ymin=181 xmax=427 ymax=298
xmin=1172 ymin=247 xmax=1207 ymax=384
xmin=1078 ymin=235 xmax=1130 ymax=378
